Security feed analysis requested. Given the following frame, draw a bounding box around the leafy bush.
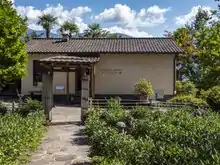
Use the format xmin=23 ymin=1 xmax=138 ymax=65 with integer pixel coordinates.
xmin=17 ymin=98 xmax=43 ymax=116
xmin=203 ymin=85 xmax=220 ymax=112
xmin=134 ymin=78 xmax=154 ymax=99
xmin=86 ymin=102 xmax=220 ymax=165
xmin=176 ymin=81 xmax=197 ymax=96
xmin=169 ymin=95 xmax=208 ymax=107
xmin=92 ymin=156 xmax=126 ymax=165
xmin=0 ymin=112 xmax=46 ymax=165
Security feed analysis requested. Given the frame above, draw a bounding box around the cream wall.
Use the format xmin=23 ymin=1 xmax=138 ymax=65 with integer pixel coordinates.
xmin=21 ymin=55 xmax=75 ymax=95
xmin=22 ymin=54 xmax=174 ymax=97
xmin=95 ymin=54 xmax=175 ymax=97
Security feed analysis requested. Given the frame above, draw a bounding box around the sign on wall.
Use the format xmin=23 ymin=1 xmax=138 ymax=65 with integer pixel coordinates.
xmin=100 ymin=69 xmax=123 ymax=76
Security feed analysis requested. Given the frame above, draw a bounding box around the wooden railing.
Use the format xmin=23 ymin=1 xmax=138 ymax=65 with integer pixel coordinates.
xmin=1 ymin=101 xmax=18 ymax=112
xmin=88 ymin=98 xmax=192 ymax=109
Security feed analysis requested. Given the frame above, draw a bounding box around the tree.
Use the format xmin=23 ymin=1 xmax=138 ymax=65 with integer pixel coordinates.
xmin=195 ymin=22 xmax=220 ymax=89
xmin=37 ymin=14 xmax=57 ymax=38
xmin=84 ymin=23 xmax=110 ymax=38
xmin=60 ymin=21 xmax=79 ymax=38
xmin=0 ymin=0 xmax=28 ymax=88
xmin=168 ymin=27 xmax=195 ymax=81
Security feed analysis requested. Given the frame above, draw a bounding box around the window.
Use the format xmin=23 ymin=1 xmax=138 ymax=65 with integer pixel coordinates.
xmin=33 ymin=60 xmax=46 ymax=86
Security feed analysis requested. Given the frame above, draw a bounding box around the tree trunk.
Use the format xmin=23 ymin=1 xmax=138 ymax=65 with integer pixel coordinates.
xmin=46 ymin=30 xmax=50 ymax=39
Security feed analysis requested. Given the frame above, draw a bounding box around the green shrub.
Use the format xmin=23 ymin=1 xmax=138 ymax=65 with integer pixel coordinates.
xmin=0 ymin=112 xmax=46 ymax=165
xmin=86 ymin=104 xmax=220 ymax=165
xmin=0 ymin=102 xmax=8 ymax=115
xmin=176 ymin=81 xmax=197 ymax=96
xmin=169 ymin=95 xmax=208 ymax=107
xmin=17 ymin=98 xmax=43 ymax=116
xmin=134 ymin=78 xmax=154 ymax=99
xmin=92 ymin=156 xmax=126 ymax=165
xmin=204 ymin=85 xmax=220 ymax=112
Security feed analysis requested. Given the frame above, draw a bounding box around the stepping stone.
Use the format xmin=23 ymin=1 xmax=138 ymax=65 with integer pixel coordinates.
xmin=54 ymin=153 xmax=76 ymax=161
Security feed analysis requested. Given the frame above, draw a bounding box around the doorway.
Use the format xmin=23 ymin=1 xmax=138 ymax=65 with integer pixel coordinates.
xmin=75 ymin=68 xmax=82 ymax=96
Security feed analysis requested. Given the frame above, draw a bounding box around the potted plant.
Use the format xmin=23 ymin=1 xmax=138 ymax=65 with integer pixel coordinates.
xmin=134 ymin=78 xmax=154 ymax=102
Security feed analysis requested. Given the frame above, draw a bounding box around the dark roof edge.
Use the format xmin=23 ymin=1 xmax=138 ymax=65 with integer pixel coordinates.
xmin=31 ymin=37 xmax=174 ymax=40
xmin=28 ymin=51 xmax=182 ymax=54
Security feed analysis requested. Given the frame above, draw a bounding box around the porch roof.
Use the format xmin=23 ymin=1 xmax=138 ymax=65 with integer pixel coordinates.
xmin=39 ymin=56 xmax=100 ymax=64
xmin=27 ymin=38 xmax=183 ymax=54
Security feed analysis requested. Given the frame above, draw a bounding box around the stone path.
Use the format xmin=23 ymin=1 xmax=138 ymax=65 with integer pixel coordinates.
xmin=26 ymin=106 xmax=91 ymax=165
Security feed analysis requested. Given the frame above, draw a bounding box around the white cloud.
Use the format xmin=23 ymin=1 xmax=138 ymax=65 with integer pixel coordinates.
xmin=16 ymin=6 xmax=42 ymax=21
xmin=15 ymin=4 xmax=92 ymax=33
xmin=105 ymin=26 xmax=153 ymax=37
xmin=94 ymin=4 xmax=171 ymax=28
xmin=175 ymin=5 xmax=212 ymax=25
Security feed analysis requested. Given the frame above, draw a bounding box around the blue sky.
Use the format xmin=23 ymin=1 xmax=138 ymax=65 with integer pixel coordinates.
xmin=14 ymin=0 xmax=217 ymax=37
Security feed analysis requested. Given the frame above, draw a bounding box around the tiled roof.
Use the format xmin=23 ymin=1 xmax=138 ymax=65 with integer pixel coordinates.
xmin=27 ymin=38 xmax=183 ymax=54
xmin=40 ymin=56 xmax=100 ymax=64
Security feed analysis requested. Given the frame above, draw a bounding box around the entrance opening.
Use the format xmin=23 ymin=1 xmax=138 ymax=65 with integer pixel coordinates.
xmin=75 ymin=68 xmax=82 ymax=96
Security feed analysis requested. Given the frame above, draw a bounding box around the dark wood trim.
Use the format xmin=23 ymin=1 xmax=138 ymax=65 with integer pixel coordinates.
xmin=66 ymin=70 xmax=70 ymax=102
xmin=92 ymin=65 xmax=95 ymax=98
xmin=173 ymin=55 xmax=177 ymax=95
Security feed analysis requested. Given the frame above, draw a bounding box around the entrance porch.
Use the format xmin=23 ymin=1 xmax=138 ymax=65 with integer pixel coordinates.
xmin=40 ymin=55 xmax=99 ymax=121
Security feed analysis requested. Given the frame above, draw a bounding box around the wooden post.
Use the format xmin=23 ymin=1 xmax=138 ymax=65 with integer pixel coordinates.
xmin=42 ymin=71 xmax=53 ymax=121
xmin=66 ymin=70 xmax=70 ymax=104
xmin=81 ymin=73 xmax=90 ymax=123
xmin=91 ymin=65 xmax=95 ymax=98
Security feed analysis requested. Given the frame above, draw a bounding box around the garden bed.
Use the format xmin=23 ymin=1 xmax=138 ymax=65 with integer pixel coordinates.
xmin=85 ymin=100 xmax=220 ymax=165
xmin=0 ymin=99 xmax=47 ymax=165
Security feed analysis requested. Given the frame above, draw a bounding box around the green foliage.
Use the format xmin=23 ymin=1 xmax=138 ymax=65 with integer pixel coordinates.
xmin=83 ymin=23 xmax=117 ymax=38
xmin=134 ymin=78 xmax=154 ymax=98
xmin=92 ymin=156 xmax=126 ymax=165
xmin=168 ymin=6 xmax=220 ymax=88
xmin=195 ymin=22 xmax=220 ymax=89
xmin=169 ymin=27 xmax=195 ymax=80
xmin=176 ymin=81 xmax=198 ymax=96
xmin=203 ymin=85 xmax=220 ymax=112
xmin=37 ymin=14 xmax=57 ymax=38
xmin=17 ymin=98 xmax=43 ymax=116
xmin=0 ymin=111 xmax=46 ymax=165
xmin=60 ymin=21 xmax=79 ymax=38
xmin=86 ymin=105 xmax=220 ymax=165
xmin=169 ymin=95 xmax=208 ymax=107
xmin=0 ymin=0 xmax=28 ymax=86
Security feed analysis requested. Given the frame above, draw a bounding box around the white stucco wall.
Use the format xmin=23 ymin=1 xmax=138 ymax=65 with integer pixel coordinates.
xmin=21 ymin=55 xmax=75 ymax=95
xmin=94 ymin=54 xmax=175 ymax=97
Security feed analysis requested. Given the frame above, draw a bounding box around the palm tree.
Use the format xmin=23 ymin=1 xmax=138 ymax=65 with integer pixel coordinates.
xmin=60 ymin=21 xmax=79 ymax=38
xmin=37 ymin=14 xmax=57 ymax=38
xmin=84 ymin=23 xmax=110 ymax=38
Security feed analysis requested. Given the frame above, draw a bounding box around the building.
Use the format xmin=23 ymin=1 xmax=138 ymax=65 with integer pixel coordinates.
xmin=21 ymin=37 xmax=182 ymax=104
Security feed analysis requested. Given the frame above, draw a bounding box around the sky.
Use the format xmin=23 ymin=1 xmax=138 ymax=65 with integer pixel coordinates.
xmin=12 ymin=0 xmax=217 ymax=37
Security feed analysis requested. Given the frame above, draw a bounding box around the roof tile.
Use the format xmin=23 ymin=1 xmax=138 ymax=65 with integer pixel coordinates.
xmin=27 ymin=38 xmax=183 ymax=54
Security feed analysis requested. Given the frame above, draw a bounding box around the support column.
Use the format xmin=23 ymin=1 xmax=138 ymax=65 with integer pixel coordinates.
xmin=91 ymin=65 xmax=95 ymax=98
xmin=66 ymin=69 xmax=70 ymax=104
xmin=81 ymin=72 xmax=90 ymax=123
xmin=42 ymin=71 xmax=53 ymax=121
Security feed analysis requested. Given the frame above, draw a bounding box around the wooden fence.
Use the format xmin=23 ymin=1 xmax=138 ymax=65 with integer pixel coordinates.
xmin=1 ymin=101 xmax=18 ymax=112
xmin=89 ymin=98 xmax=193 ymax=109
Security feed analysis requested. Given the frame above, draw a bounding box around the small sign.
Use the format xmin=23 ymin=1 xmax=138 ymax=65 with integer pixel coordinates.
xmin=56 ymin=86 xmax=65 ymax=90
xmin=100 ymin=69 xmax=123 ymax=76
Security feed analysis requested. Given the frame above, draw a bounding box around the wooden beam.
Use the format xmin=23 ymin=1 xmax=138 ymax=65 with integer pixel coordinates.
xmin=41 ymin=63 xmax=93 ymax=69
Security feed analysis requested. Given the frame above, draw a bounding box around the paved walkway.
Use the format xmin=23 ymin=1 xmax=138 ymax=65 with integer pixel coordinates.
xmin=26 ymin=106 xmax=91 ymax=165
